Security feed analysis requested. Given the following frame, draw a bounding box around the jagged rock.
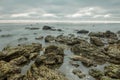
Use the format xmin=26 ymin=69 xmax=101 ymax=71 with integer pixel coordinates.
xmin=71 ymin=40 xmax=94 ymax=55
xmin=89 ymin=32 xmax=105 ymax=37
xmin=44 ymin=45 xmax=64 ymax=56
xmin=89 ymin=69 xmax=104 ymax=79
xmin=10 ymin=56 xmax=28 ymax=66
xmin=35 ymin=45 xmax=64 ymax=68
xmin=0 ymin=43 xmax=42 ymax=61
xmin=29 ymin=53 xmax=38 ymax=60
xmin=7 ymin=74 xmax=25 ymax=80
xmin=0 ymin=61 xmax=21 ymax=80
xmin=104 ymin=44 xmax=120 ymax=64
xmin=72 ymin=69 xmax=86 ymax=78
xmin=23 ymin=64 xmax=67 ymax=80
xmin=45 ymin=35 xmax=55 ymax=42
xmin=89 ymin=31 xmax=118 ymax=39
xmin=77 ymin=30 xmax=89 ymax=34
xmin=104 ymin=64 xmax=120 ymax=79
xmin=90 ymin=37 xmax=104 ymax=46
xmin=70 ymin=55 xmax=95 ymax=67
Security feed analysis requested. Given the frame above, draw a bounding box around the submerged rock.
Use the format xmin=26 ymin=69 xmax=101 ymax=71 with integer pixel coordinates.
xmin=90 ymin=37 xmax=104 ymax=46
xmin=0 ymin=34 xmax=13 ymax=38
xmin=25 ymin=27 xmax=39 ymax=30
xmin=72 ymin=69 xmax=86 ymax=78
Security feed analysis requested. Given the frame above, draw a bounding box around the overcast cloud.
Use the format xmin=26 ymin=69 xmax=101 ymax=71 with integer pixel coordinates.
xmin=0 ymin=0 xmax=120 ymax=21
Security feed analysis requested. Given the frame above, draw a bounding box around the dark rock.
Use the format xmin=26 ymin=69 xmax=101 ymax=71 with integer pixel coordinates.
xmin=45 ymin=35 xmax=55 ymax=42
xmin=77 ymin=30 xmax=89 ymax=34
xmin=0 ymin=34 xmax=13 ymax=38
xmin=89 ymin=32 xmax=105 ymax=37
xmin=57 ymin=29 xmax=62 ymax=31
xmin=117 ymin=31 xmax=120 ymax=34
xmin=90 ymin=37 xmax=104 ymax=46
xmin=42 ymin=25 xmax=52 ymax=30
xmin=0 ymin=29 xmax=2 ymax=32
xmin=89 ymin=31 xmax=118 ymax=39
xmin=72 ymin=69 xmax=86 ymax=78
xmin=25 ymin=27 xmax=39 ymax=30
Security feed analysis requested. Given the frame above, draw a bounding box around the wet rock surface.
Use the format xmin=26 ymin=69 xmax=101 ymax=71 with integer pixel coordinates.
xmin=0 ymin=24 xmax=120 ymax=80
xmin=0 ymin=43 xmax=67 ymax=80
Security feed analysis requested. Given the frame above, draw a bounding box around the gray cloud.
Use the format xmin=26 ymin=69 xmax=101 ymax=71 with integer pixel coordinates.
xmin=0 ymin=0 xmax=120 ymax=20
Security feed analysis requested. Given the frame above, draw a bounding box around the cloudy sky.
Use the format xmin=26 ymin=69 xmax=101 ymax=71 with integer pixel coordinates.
xmin=0 ymin=0 xmax=120 ymax=21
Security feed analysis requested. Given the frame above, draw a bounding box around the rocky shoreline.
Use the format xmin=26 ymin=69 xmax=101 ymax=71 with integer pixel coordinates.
xmin=0 ymin=25 xmax=120 ymax=80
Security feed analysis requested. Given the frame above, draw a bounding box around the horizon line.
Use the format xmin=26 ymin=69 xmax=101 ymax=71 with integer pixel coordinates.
xmin=0 ymin=20 xmax=120 ymax=23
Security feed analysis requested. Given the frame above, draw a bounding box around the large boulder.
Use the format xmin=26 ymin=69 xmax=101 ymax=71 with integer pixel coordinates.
xmin=104 ymin=44 xmax=120 ymax=64
xmin=42 ymin=25 xmax=52 ymax=30
xmin=35 ymin=45 xmax=64 ymax=68
xmin=71 ymin=40 xmax=94 ymax=55
xmin=0 ymin=43 xmax=42 ymax=61
xmin=90 ymin=37 xmax=104 ymax=46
